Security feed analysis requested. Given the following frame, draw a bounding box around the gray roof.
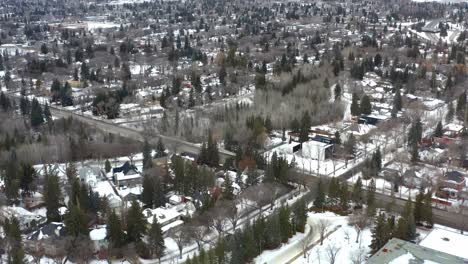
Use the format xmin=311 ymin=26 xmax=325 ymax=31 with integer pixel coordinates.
xmin=368 ymin=238 xmax=467 ymax=264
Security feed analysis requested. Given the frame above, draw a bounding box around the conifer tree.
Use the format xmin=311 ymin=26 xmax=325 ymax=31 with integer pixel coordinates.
xmin=352 ymin=177 xmax=363 ymax=206
xmin=334 ymin=131 xmax=341 ymax=145
xmin=360 ymin=95 xmax=372 ymax=115
xmin=142 ymin=139 xmax=153 ymax=170
xmin=105 ymin=159 xmax=112 ymax=173
xmin=422 ymin=192 xmax=433 ymax=226
xmin=334 ymin=83 xmax=341 ymax=101
xmin=278 ymin=206 xmax=292 ymax=243
xmin=433 ymin=121 xmax=443 ymax=137
xmin=446 ymin=102 xmax=455 ymax=123
xmin=107 ymin=210 xmax=126 ymax=248
xmin=126 ymin=200 xmax=147 ymax=242
xmin=395 ymin=217 xmax=408 ymax=240
xmin=142 ymin=174 xmax=155 ymax=208
xmin=43 ymin=103 xmax=52 ymax=122
xmin=30 ymin=98 xmax=44 ymax=127
xmin=299 ymin=111 xmax=311 ymax=143
xmin=314 ymin=178 xmax=326 ymax=210
xmin=222 ymin=175 xmax=235 ymax=200
xmin=350 ymin=93 xmax=360 ymax=116
xmin=44 ymin=172 xmax=62 ymax=222
xmin=155 ymin=138 xmax=166 ymax=158
xmin=64 ymin=204 xmax=88 ymax=237
xmin=414 ymin=190 xmax=425 ymax=223
xmin=367 ymin=178 xmax=376 ymax=216
xmin=403 ymin=197 xmax=416 ymax=240
xmin=370 ymin=213 xmax=389 ymax=253
xmin=340 ymin=183 xmax=349 ymax=211
xmin=148 ymin=217 xmax=165 ymax=260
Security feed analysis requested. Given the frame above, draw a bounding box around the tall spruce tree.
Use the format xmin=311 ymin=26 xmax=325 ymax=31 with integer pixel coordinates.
xmin=126 ymin=200 xmax=147 ymax=242
xmin=360 ymin=95 xmax=372 ymax=115
xmin=350 ymin=93 xmax=360 ymax=116
xmin=314 ymin=177 xmax=326 ymax=210
xmin=433 ymin=121 xmax=443 ymax=137
xmin=107 ymin=210 xmax=126 ymax=248
xmin=142 ymin=139 xmax=153 ymax=170
xmin=43 ymin=172 xmax=62 ymax=222
xmin=148 ymin=217 xmax=165 ymax=260
xmin=352 ymin=177 xmax=363 ymax=206
xmin=30 ymin=98 xmax=44 ymax=127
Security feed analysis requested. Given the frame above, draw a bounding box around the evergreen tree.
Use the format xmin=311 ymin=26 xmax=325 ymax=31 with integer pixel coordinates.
xmin=360 ymin=95 xmax=372 ymax=115
xmin=352 ymin=177 xmax=363 ymax=206
xmin=334 ymin=83 xmax=341 ymax=101
xmin=334 ymin=131 xmax=341 ymax=145
xmin=222 ymin=175 xmax=235 ymax=200
xmin=433 ymin=121 xmax=443 ymax=137
xmin=43 ymin=172 xmax=62 ymax=222
xmin=350 ymin=93 xmax=361 ymax=116
xmin=391 ymin=89 xmax=402 ymax=118
xmin=278 ymin=206 xmax=292 ymax=243
xmin=148 ymin=217 xmax=165 ymax=260
xmin=43 ymin=103 xmax=52 ymax=122
xmin=372 ymin=148 xmax=382 ymax=171
xmin=19 ymin=163 xmax=36 ymax=195
xmin=107 ymin=210 xmax=126 ymax=248
xmin=313 ymin=178 xmax=326 ymax=210
xmin=395 ymin=217 xmax=408 ymax=240
xmin=410 ymin=142 xmax=419 ymax=163
xmin=422 ymin=192 xmax=433 ymax=226
xmin=446 ymin=102 xmax=455 ymax=123
xmin=64 ymin=204 xmax=88 ymax=237
xmin=403 ymin=197 xmax=416 ymax=240
xmin=456 ymin=92 xmax=466 ymax=121
xmin=142 ymin=174 xmax=155 ymax=208
xmin=367 ymin=178 xmax=376 ymax=216
xmin=370 ymin=213 xmax=389 ymax=253
xmin=408 ymin=118 xmax=423 ymax=146
xmin=30 ymin=98 xmax=44 ymax=127
xmin=105 ymin=159 xmax=112 ymax=173
xmin=344 ymin=134 xmax=356 ymax=157
xmin=155 ymin=138 xmax=166 ymax=158
xmin=126 ymin=200 xmax=147 ymax=242
xmin=414 ymin=190 xmax=424 ymax=223
xmin=299 ymin=111 xmax=311 ymax=143
xmin=142 ymin=139 xmax=153 ymax=170
xmin=339 ymin=183 xmax=349 ymax=211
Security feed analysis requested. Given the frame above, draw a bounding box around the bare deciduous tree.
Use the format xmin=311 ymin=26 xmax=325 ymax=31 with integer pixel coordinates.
xmin=326 ymin=244 xmax=341 ymax=264
xmin=318 ymin=219 xmax=330 ymax=246
xmin=349 ymin=213 xmax=369 ymax=244
xmin=300 ymin=224 xmax=314 ymax=261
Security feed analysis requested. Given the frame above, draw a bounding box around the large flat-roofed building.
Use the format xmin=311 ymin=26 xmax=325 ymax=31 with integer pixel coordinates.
xmin=368 ymin=238 xmax=466 ymax=264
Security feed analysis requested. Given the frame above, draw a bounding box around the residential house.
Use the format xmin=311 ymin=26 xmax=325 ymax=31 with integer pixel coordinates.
xmin=89 ymin=226 xmax=107 ymax=256
xmin=143 ymin=206 xmax=183 ymax=233
xmin=112 ymin=161 xmax=141 ymax=188
xmin=79 ymin=166 xmax=101 ymax=188
xmin=436 ymin=171 xmax=466 ymax=199
xmin=25 ymin=222 xmax=67 ymax=257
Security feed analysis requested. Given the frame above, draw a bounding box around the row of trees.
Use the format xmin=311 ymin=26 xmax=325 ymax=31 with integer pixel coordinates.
xmin=186 ymin=198 xmax=308 ymax=264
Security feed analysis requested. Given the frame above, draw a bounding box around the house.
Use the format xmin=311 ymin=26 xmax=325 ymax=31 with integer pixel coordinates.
xmin=25 ymin=222 xmax=67 ymax=257
xmin=23 ymin=192 xmax=45 ymax=209
xmin=79 ymin=166 xmax=101 ymax=188
xmin=301 ymin=141 xmax=333 ymax=161
xmin=89 ymin=226 xmax=107 ymax=255
xmin=402 ymin=169 xmax=424 ymax=189
xmin=443 ymin=123 xmax=465 ymax=138
xmin=0 ymin=206 xmax=46 ymax=231
xmin=112 ymin=162 xmax=141 ymax=188
xmin=143 ymin=206 xmax=183 ymax=233
xmin=368 ymin=238 xmax=465 ymax=264
xmin=441 ymin=171 xmax=466 ymax=191
xmin=436 ymin=171 xmax=466 ymax=199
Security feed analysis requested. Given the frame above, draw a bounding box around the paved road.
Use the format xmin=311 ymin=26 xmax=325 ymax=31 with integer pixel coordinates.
xmin=299 ymin=173 xmax=468 ymax=231
xmin=7 ymin=91 xmax=235 ymax=161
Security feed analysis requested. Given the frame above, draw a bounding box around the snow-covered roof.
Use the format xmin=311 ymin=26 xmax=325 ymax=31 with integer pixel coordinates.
xmin=420 ymin=227 xmax=468 ymax=260
xmin=89 ymin=227 xmax=107 ymax=241
xmin=145 ymin=207 xmax=181 ymax=226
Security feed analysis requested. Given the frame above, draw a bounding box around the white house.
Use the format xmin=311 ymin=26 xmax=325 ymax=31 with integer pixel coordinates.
xmin=301 ymin=141 xmax=333 ymax=161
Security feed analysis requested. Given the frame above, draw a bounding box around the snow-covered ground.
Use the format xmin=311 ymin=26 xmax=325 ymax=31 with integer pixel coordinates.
xmin=255 ymin=212 xmax=372 ymax=264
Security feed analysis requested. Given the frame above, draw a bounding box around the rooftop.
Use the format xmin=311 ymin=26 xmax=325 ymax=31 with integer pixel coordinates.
xmin=368 ymin=238 xmax=466 ymax=264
